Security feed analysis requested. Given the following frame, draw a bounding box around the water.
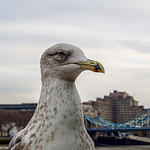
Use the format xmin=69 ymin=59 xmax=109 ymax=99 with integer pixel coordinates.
xmin=1 ymin=145 xmax=150 ymax=150
xmin=96 ymin=146 xmax=150 ymax=150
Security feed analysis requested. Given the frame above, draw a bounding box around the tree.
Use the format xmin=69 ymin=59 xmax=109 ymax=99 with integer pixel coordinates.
xmin=0 ymin=109 xmax=34 ymax=136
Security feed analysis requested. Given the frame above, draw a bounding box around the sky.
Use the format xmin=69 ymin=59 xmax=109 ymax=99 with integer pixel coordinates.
xmin=0 ymin=0 xmax=150 ymax=108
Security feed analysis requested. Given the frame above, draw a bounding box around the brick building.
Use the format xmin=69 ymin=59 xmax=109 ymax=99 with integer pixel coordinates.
xmin=83 ymin=90 xmax=145 ymax=124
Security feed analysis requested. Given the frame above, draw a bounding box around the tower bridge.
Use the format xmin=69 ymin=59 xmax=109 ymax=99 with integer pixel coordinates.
xmin=84 ymin=108 xmax=150 ymax=131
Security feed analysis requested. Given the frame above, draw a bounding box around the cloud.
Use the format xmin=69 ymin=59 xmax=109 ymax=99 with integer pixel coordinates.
xmin=117 ymin=40 xmax=150 ymax=53
xmin=0 ymin=0 xmax=150 ymax=108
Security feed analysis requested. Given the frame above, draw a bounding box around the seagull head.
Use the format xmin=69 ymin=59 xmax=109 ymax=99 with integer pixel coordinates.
xmin=40 ymin=43 xmax=105 ymax=82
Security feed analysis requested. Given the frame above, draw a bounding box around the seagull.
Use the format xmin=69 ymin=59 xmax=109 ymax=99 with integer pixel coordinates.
xmin=8 ymin=43 xmax=105 ymax=150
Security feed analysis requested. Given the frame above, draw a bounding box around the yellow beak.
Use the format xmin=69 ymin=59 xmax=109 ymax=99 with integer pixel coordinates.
xmin=77 ymin=59 xmax=105 ymax=73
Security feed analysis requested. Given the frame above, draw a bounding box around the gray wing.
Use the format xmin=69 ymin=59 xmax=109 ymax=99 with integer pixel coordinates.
xmin=8 ymin=130 xmax=24 ymax=150
xmin=10 ymin=142 xmax=23 ymax=150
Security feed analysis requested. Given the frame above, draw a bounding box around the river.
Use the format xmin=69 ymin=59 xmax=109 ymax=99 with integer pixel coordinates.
xmin=96 ymin=145 xmax=150 ymax=150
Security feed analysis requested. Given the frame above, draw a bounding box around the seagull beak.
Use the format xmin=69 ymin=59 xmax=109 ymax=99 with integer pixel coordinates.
xmin=77 ymin=59 xmax=105 ymax=73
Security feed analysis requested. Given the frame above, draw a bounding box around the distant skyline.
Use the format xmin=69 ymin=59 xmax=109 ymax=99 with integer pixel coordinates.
xmin=0 ymin=0 xmax=150 ymax=108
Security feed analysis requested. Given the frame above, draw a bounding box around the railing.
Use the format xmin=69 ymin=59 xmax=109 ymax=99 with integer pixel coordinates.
xmin=84 ymin=109 xmax=150 ymax=128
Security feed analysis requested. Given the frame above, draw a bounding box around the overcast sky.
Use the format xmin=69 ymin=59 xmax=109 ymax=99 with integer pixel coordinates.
xmin=0 ymin=0 xmax=150 ymax=108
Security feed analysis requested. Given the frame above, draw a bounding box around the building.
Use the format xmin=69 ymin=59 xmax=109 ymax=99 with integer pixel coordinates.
xmin=84 ymin=90 xmax=145 ymax=124
xmin=0 ymin=103 xmax=37 ymax=110
xmin=0 ymin=103 xmax=37 ymax=137
xmin=82 ymin=103 xmax=98 ymax=128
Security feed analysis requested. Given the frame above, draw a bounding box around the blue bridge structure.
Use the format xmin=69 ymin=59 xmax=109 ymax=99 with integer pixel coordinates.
xmin=84 ymin=109 xmax=150 ymax=132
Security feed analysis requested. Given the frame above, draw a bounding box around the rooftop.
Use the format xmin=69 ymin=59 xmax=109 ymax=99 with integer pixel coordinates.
xmin=0 ymin=103 xmax=37 ymax=111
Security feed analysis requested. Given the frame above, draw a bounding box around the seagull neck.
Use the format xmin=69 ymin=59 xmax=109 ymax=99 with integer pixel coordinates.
xmin=38 ymin=78 xmax=82 ymax=114
xmin=34 ymin=77 xmax=85 ymax=129
xmin=41 ymin=77 xmax=76 ymax=93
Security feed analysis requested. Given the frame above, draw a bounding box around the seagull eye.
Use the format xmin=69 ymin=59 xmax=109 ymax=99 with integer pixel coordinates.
xmin=57 ymin=51 xmax=65 ymax=58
